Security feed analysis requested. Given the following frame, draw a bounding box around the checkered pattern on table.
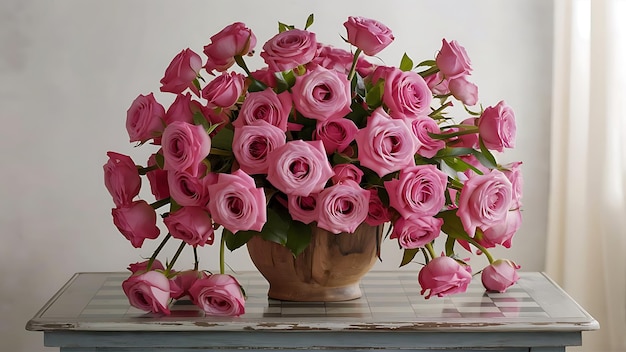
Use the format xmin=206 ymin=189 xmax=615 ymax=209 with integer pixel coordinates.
xmin=77 ymin=272 xmax=547 ymax=320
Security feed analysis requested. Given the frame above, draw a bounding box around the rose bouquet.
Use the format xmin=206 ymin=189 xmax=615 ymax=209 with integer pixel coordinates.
xmin=104 ymin=14 xmax=522 ymax=316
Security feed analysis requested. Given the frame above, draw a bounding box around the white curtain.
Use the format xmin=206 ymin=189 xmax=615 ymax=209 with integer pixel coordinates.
xmin=547 ymin=0 xmax=626 ymax=351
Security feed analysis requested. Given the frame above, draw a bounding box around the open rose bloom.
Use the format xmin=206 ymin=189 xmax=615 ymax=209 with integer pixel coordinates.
xmin=104 ymin=15 xmax=523 ymax=314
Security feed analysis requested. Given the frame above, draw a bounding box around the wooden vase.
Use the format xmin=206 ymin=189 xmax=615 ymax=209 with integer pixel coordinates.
xmin=246 ymin=223 xmax=381 ymax=301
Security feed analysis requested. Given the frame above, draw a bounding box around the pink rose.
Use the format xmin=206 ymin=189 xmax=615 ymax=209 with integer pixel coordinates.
xmin=449 ymin=118 xmax=479 ymax=149
xmin=171 ymin=270 xmax=206 ymax=300
xmin=502 ymin=161 xmax=523 ymax=209
xmin=365 ymin=188 xmax=390 ymax=226
xmin=127 ymin=259 xmax=164 ymax=274
xmin=126 ymin=93 xmax=165 ymax=143
xmin=480 ymin=209 xmax=522 ymax=249
xmin=424 ymin=72 xmax=450 ymax=95
xmin=457 ymin=170 xmax=513 ymax=237
xmin=314 ymin=118 xmax=358 ymax=154
xmin=418 ymin=256 xmax=472 ymax=299
xmin=355 ymin=107 xmax=418 ymax=177
xmin=288 ymin=193 xmax=318 ymax=224
xmin=410 ymin=116 xmax=446 ymax=158
xmin=103 ymin=151 xmax=141 ymax=207
xmin=164 ymin=206 xmax=214 ymax=246
xmin=435 ymin=39 xmax=472 ymax=80
xmin=161 ymin=121 xmax=211 ymax=177
xmin=201 ymin=71 xmax=245 ymax=109
xmin=477 ymin=101 xmax=516 ymax=152
xmin=266 ymin=140 xmax=334 ymax=196
xmin=166 ymin=95 xmax=224 ymax=134
xmin=384 ymin=165 xmax=448 ymax=219
xmin=203 ymin=22 xmax=256 ymax=73
xmin=164 ymin=93 xmax=195 ymax=125
xmin=331 ymin=164 xmax=363 ymax=184
xmin=160 ymin=48 xmax=202 ymax=95
xmin=391 ymin=216 xmax=443 ymax=249
xmin=112 ymin=200 xmax=160 ymax=248
xmin=207 ymin=169 xmax=266 ymax=233
xmin=233 ymin=89 xmax=292 ymax=131
xmin=372 ymin=66 xmax=432 ymax=120
xmin=343 ymin=16 xmax=394 ymax=56
xmin=312 ymin=44 xmax=376 ymax=76
xmin=189 ymin=274 xmax=245 ymax=316
xmin=232 ymin=120 xmax=286 ymax=175
xmin=292 ymin=65 xmax=352 ymax=121
xmin=449 ymin=76 xmax=478 ymax=106
xmin=250 ymin=68 xmax=277 ymax=88
xmin=481 ymin=259 xmax=520 ymax=293
xmin=146 ymin=153 xmax=170 ymax=200
xmin=167 ymin=170 xmax=213 ymax=207
xmin=316 ymin=180 xmax=370 ymax=234
xmin=122 ymin=271 xmax=171 ymax=315
xmin=260 ymin=29 xmax=318 ymax=72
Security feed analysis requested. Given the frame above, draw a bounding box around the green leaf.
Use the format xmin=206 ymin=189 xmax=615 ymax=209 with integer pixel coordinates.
xmin=444 ymin=156 xmax=484 ymax=175
xmin=206 ymin=122 xmax=223 ymax=135
xmin=415 ymin=59 xmax=436 ymax=68
xmin=155 ymin=152 xmax=165 ymax=169
xmin=206 ymin=154 xmax=233 ymax=173
xmin=435 ymin=209 xmax=473 ymax=240
xmin=278 ymin=22 xmax=294 ymax=33
xmin=418 ymin=66 xmax=440 ymax=78
xmin=273 ymin=71 xmax=297 ymax=93
xmin=223 ymin=229 xmax=255 ymax=251
xmin=282 ymin=70 xmax=297 ymax=87
xmin=234 ymin=55 xmax=251 ymax=75
xmin=435 ymin=147 xmax=474 ymax=158
xmin=169 ymin=197 xmax=182 ymax=213
xmin=362 ymin=166 xmax=385 ymax=186
xmin=400 ymin=248 xmax=419 ymax=267
xmin=442 ymin=157 xmax=467 ymax=173
xmin=399 ymin=53 xmax=414 ymax=72
xmin=209 ymin=148 xmax=233 ymax=157
xmin=332 ymin=153 xmax=356 ymax=165
xmin=259 ymin=207 xmax=290 ymax=245
xmin=210 ymin=127 xmax=234 ymax=151
xmin=445 ymin=236 xmax=456 ymax=257
xmin=365 ymin=79 xmax=384 ymax=109
xmin=345 ymin=99 xmax=370 ymax=127
xmin=192 ymin=78 xmax=201 ymax=93
xmin=476 ymin=138 xmax=498 ymax=169
xmin=286 ymin=221 xmax=312 ymax=257
xmin=193 ymin=111 xmax=210 ymax=130
xmin=248 ymin=78 xmax=267 ymax=93
xmin=443 ymin=157 xmax=472 ymax=174
xmin=304 ymin=14 xmax=314 ymax=30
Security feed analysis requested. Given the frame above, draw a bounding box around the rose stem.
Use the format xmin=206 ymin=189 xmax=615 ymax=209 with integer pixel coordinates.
xmin=347 ymin=48 xmax=363 ymax=82
xmin=147 ymin=233 xmax=172 ymax=271
xmin=219 ymin=233 xmax=226 ymax=275
xmin=165 ymin=240 xmax=186 ymax=275
xmin=425 ymin=242 xmax=437 ymax=260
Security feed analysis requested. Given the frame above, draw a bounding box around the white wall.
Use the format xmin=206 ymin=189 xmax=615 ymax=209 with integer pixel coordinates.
xmin=1 ymin=1 xmax=552 ymax=351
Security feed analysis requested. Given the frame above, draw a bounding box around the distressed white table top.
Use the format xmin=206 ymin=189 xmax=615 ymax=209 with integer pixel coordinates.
xmin=26 ymin=271 xmax=598 ymax=332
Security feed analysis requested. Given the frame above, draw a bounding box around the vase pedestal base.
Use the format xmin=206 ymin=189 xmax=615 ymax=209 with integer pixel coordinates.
xmin=246 ymin=223 xmax=381 ymax=302
xmin=266 ymin=281 xmax=362 ymax=302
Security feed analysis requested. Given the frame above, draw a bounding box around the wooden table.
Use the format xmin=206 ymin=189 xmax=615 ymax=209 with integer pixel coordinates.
xmin=26 ymin=271 xmax=598 ymax=351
